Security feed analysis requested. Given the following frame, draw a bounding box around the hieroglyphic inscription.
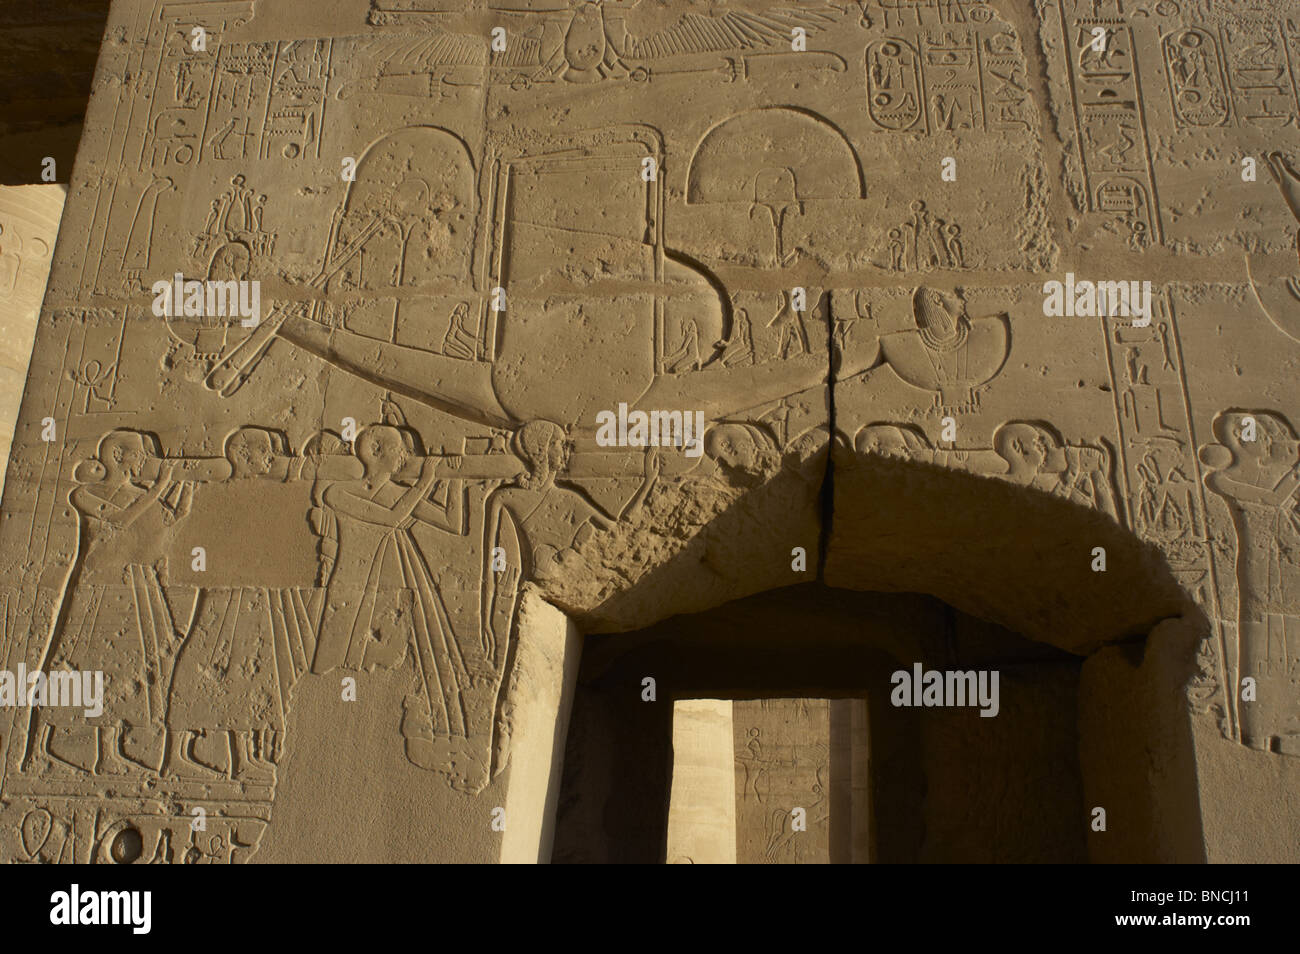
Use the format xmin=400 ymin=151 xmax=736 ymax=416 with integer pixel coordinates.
xmin=1056 ymin=2 xmax=1162 ymax=247
xmin=1098 ymin=292 xmax=1232 ymax=733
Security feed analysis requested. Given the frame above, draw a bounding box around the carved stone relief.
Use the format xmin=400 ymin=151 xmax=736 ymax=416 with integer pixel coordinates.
xmin=0 ymin=0 xmax=1298 ymax=863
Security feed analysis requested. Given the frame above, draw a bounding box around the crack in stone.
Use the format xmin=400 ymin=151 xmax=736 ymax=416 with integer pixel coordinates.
xmin=818 ymin=290 xmax=837 ymax=583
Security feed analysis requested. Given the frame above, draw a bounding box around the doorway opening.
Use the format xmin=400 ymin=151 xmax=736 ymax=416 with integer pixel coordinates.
xmin=552 ymin=583 xmax=1095 ymax=863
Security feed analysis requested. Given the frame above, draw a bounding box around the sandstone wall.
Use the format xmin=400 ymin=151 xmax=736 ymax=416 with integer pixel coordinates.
xmin=0 ymin=0 xmax=1297 ymax=863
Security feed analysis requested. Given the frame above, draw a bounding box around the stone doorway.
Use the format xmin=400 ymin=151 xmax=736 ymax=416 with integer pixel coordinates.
xmin=551 ymin=583 xmax=1104 ymax=864
xmin=667 ymin=696 xmax=872 ymax=864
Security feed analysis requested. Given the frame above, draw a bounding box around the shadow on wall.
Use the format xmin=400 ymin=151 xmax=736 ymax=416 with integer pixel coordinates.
xmin=545 ymin=449 xmax=1210 ymax=863
xmin=0 ymin=1 xmax=111 ymax=185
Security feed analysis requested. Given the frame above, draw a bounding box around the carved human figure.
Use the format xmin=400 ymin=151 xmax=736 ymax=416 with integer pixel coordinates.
xmin=27 ymin=430 xmax=186 ymax=776
xmin=871 ymin=45 xmax=905 ymax=94
xmin=854 ymin=423 xmax=933 ymax=463
xmin=302 ymin=429 xmax=352 ymax=585
xmin=991 ymin=422 xmax=1117 ymax=518
xmin=766 ymin=294 xmax=810 ymax=359
xmin=1203 ymin=411 xmax=1300 ymax=753
xmin=907 ymin=200 xmax=945 ymax=270
xmin=186 ymin=241 xmax=252 ymax=361
xmin=1170 ymin=33 xmax=1209 ymax=90
xmin=887 ymin=228 xmax=905 ymax=272
xmin=879 ymin=287 xmax=1010 ymax=411
xmin=664 ymin=315 xmax=702 ymax=373
xmin=482 ymin=420 xmax=659 ymax=783
xmin=702 ymin=423 xmax=779 ymax=491
xmin=165 ymin=427 xmax=293 ymax=783
xmin=993 ymin=422 xmax=1056 ymax=486
xmin=716 ymin=308 xmax=755 ymax=368
xmin=440 ymin=302 xmax=479 ymax=360
xmin=312 ymin=424 xmax=471 ymax=779
xmin=314 ymin=425 xmax=465 ymax=658
xmin=483 ymin=421 xmax=659 ymax=654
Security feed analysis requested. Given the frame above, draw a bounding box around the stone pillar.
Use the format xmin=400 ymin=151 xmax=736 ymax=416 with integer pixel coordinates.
xmin=0 ymin=184 xmax=63 ymax=498
xmin=500 ymin=590 xmax=583 ymax=863
xmin=666 ymin=699 xmax=736 ymax=864
xmin=664 ymin=697 xmax=872 ymax=864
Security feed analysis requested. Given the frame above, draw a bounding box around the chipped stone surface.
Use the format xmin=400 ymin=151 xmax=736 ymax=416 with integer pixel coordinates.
xmin=1 ymin=0 xmax=1299 ymax=863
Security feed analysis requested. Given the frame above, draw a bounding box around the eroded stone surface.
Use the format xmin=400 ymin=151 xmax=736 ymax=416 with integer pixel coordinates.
xmin=1 ymin=0 xmax=1299 ymax=863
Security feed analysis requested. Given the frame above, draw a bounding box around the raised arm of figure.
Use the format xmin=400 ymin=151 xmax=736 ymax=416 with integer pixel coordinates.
xmin=411 ymin=456 xmax=467 ymax=534
xmin=618 ymin=447 xmax=662 ymax=522
xmin=1208 ymin=465 xmax=1300 ymax=507
xmin=75 ymin=461 xmax=178 ymax=529
xmin=325 ymin=459 xmax=439 ymax=527
xmin=481 ymin=490 xmax=522 ymax=661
